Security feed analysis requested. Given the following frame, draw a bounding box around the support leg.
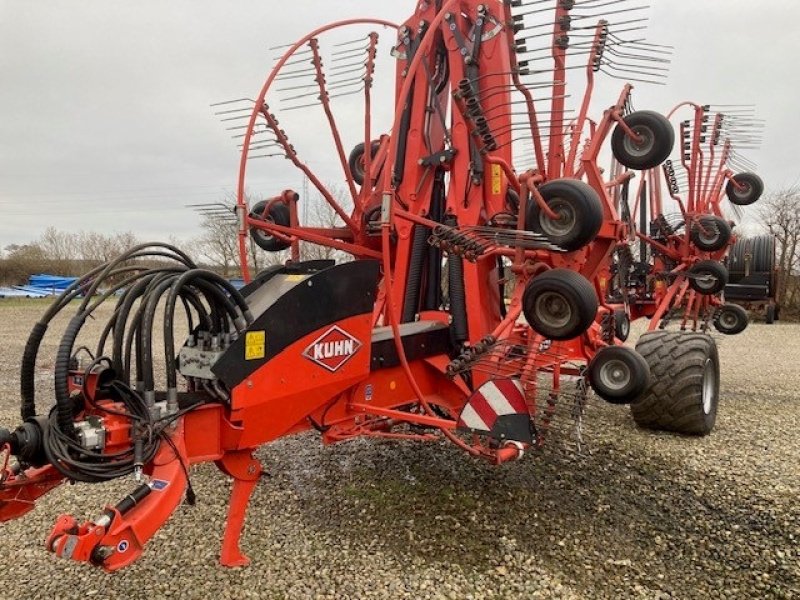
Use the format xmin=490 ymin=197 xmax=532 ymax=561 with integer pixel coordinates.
xmin=216 ymin=451 xmax=263 ymax=567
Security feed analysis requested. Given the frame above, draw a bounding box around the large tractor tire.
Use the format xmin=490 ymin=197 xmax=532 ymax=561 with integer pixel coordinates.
xmin=631 ymin=331 xmax=720 ymax=436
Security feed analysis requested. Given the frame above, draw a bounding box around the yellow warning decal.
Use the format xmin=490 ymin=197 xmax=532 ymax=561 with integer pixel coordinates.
xmin=491 ymin=163 xmax=503 ymax=195
xmin=245 ymin=331 xmax=266 ymax=360
xmin=284 ymin=274 xmax=305 ymax=282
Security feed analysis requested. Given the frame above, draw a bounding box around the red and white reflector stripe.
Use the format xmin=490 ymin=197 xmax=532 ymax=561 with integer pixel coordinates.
xmin=457 ymin=378 xmax=527 ymax=433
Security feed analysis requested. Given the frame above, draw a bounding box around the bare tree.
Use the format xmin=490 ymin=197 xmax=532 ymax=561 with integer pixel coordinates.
xmin=300 ymin=184 xmax=353 ymax=263
xmin=193 ymin=214 xmax=240 ymax=277
xmin=0 ymin=243 xmax=46 ymax=285
xmin=0 ymin=229 xmax=142 ymax=284
xmin=75 ymin=231 xmax=140 ymax=263
xmin=759 ymin=186 xmax=800 ymax=310
xmin=38 ymin=227 xmax=78 ymax=272
xmin=192 ymin=192 xmax=283 ymax=276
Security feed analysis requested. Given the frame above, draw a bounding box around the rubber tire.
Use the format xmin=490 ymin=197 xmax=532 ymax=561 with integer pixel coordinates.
xmin=726 ymin=172 xmax=764 ymax=206
xmin=614 ymin=308 xmax=631 ymax=342
xmin=522 ymin=269 xmax=598 ymax=340
xmin=249 ymin=201 xmax=291 ymax=252
xmin=348 ymin=141 xmax=380 ymax=185
xmin=631 ymin=331 xmax=720 ymax=436
xmin=527 ymin=179 xmax=604 ymax=251
xmin=713 ymin=303 xmax=748 ymax=335
xmin=688 ymin=260 xmax=728 ymax=295
xmin=588 ymin=346 xmax=651 ymax=405
xmin=765 ymin=304 xmax=775 ymax=325
xmin=691 ymin=216 xmax=732 ymax=252
xmin=611 ymin=110 xmax=675 ymax=170
xmin=505 ymin=188 xmax=520 ymax=214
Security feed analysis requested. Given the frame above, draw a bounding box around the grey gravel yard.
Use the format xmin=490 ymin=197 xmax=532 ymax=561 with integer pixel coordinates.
xmin=0 ymin=299 xmax=797 ymax=599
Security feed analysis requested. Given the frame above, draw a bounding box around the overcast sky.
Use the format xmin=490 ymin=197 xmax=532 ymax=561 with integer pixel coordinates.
xmin=1 ymin=0 xmax=799 ymax=248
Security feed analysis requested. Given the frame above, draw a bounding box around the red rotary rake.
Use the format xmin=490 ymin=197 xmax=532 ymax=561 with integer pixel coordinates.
xmin=609 ymin=101 xmax=765 ymax=335
xmin=0 ymin=0 xmax=749 ymax=572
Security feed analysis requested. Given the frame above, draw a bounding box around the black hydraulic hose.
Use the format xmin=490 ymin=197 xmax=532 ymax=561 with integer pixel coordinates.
xmin=110 ymin=273 xmax=161 ymax=377
xmin=126 ymin=272 xmax=179 ymax=388
xmin=78 ymin=243 xmax=196 ymax=310
xmin=425 ymin=243 xmax=443 ymax=311
xmin=166 ymin=269 xmax=252 ymax=329
xmin=191 ymin=280 xmax=229 ymax=334
xmin=20 ymin=322 xmax=47 ymax=421
xmin=391 ymin=28 xmax=420 ymax=187
xmin=402 ymin=224 xmax=431 ymax=323
xmin=53 ymin=268 xmax=159 ymax=433
xmin=96 ymin=313 xmax=118 ymax=361
xmin=32 ymin=245 xmax=200 ymax=445
xmin=445 ymin=216 xmax=469 ymax=344
xmin=19 ymin=261 xmax=125 ymax=420
xmin=53 ymin=314 xmax=87 ymax=435
xmin=20 ymin=248 xmax=190 ymax=420
xmin=140 ymin=277 xmax=183 ymax=397
xmin=124 ymin=307 xmax=145 ymax=389
xmin=179 ymin=294 xmax=195 ymax=334
xmin=178 ymin=287 xmax=213 ymax=333
xmin=163 ymin=273 xmax=251 ymax=391
xmin=109 ymin=269 xmax=189 ymax=378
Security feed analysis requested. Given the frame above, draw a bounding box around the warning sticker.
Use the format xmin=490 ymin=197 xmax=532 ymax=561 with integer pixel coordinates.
xmin=245 ymin=331 xmax=266 ymax=360
xmin=284 ymin=274 xmax=305 ymax=282
xmin=491 ymin=163 xmax=502 ymax=195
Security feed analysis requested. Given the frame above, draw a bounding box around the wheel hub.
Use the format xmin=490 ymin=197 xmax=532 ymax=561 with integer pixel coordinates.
xmin=719 ymin=311 xmax=737 ymax=328
xmin=599 ymin=359 xmax=631 ymax=391
xmin=539 ymin=198 xmax=577 ymax=237
xmin=733 ymin=182 xmax=752 ymax=198
xmin=620 ymin=319 xmax=630 ymax=338
xmin=697 ymin=222 xmax=721 ymax=244
xmin=622 ymin=125 xmax=655 ymax=158
xmin=695 ymin=273 xmax=717 ymax=290
xmin=535 ymin=291 xmax=573 ymax=329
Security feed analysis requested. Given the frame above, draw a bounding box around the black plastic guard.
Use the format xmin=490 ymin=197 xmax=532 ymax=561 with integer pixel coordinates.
xmin=212 ymin=260 xmax=379 ymax=388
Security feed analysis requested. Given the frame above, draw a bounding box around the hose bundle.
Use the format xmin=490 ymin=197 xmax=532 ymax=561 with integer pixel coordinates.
xmin=19 ymin=243 xmax=253 ymax=482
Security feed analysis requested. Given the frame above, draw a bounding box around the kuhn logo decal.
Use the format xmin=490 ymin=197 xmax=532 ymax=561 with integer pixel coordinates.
xmin=302 ymin=325 xmax=361 ymax=372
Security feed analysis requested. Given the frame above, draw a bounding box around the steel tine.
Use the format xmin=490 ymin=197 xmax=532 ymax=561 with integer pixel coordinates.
xmin=210 ymin=98 xmax=255 ymax=107
xmin=331 ymin=48 xmax=369 ymax=61
xmin=276 ymin=81 xmax=320 ymax=93
xmin=332 ymin=36 xmax=369 ymax=48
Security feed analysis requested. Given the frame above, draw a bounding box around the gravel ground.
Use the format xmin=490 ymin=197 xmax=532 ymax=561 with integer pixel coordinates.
xmin=0 ymin=298 xmax=797 ymax=599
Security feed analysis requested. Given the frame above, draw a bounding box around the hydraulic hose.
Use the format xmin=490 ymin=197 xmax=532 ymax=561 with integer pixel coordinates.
xmin=162 ymin=271 xmax=252 ymax=392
